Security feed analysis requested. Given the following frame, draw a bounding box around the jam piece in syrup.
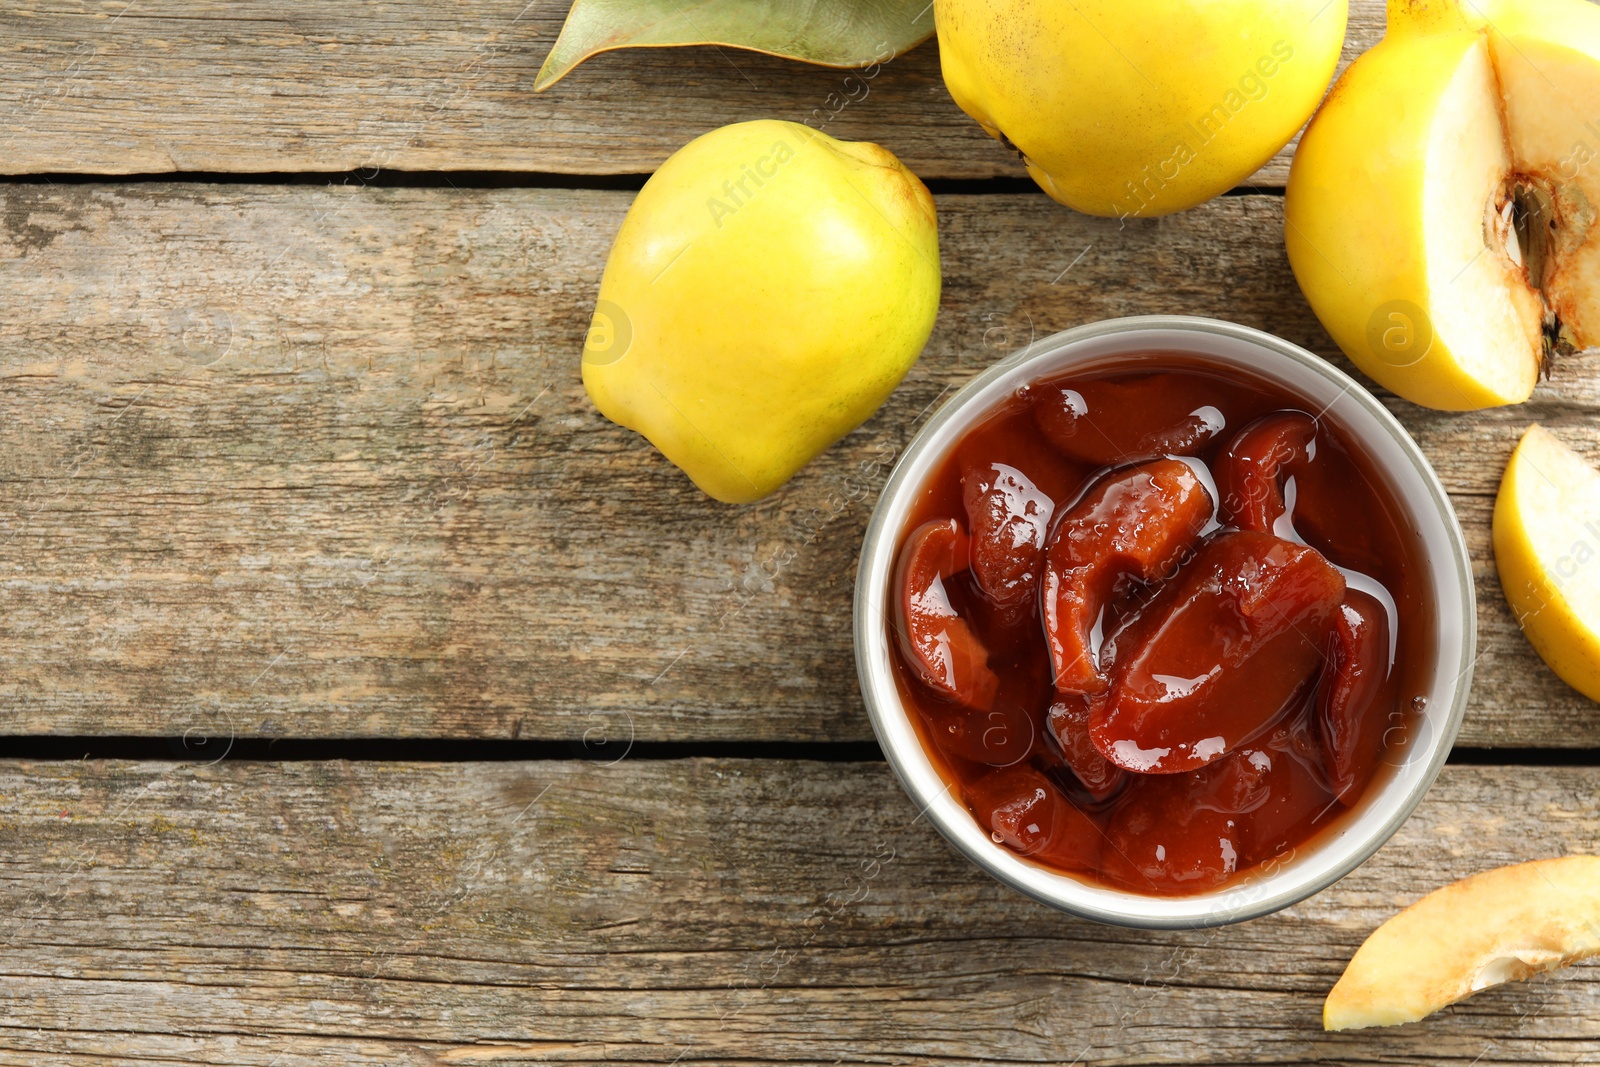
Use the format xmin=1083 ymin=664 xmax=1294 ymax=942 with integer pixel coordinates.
xmin=1103 ymin=771 xmax=1249 ymax=891
xmin=1215 ymin=411 xmax=1319 ymax=534
xmin=1041 ymin=459 xmax=1213 ymax=694
xmin=1317 ymin=589 xmax=1395 ymax=801
xmin=1092 ymin=530 xmax=1346 ymax=774
xmin=1046 ymin=695 xmax=1126 ymax=801
xmin=893 ymin=518 xmax=998 ymax=711
xmin=1034 ymin=374 xmax=1227 ymax=466
xmin=962 ymin=462 xmax=1054 ymax=628
xmin=964 ymin=764 xmax=1102 ymax=872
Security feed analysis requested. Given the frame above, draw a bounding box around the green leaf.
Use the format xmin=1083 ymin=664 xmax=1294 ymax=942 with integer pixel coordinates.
xmin=534 ymin=0 xmax=935 ymax=91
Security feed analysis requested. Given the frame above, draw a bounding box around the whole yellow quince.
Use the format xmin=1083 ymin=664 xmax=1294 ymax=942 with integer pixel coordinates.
xmin=1285 ymin=0 xmax=1600 ymax=410
xmin=934 ymin=0 xmax=1347 ymax=217
xmin=582 ymin=120 xmax=940 ymax=504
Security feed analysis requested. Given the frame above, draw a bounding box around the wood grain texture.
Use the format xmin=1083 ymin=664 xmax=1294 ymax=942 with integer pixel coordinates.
xmin=0 ymin=0 xmax=1385 ymax=182
xmin=3 ymin=182 xmax=1599 ymax=743
xmin=0 ymin=757 xmax=1594 ymax=1065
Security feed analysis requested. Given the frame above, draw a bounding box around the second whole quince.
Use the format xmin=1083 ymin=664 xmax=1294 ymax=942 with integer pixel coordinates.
xmin=934 ymin=0 xmax=1348 ymax=217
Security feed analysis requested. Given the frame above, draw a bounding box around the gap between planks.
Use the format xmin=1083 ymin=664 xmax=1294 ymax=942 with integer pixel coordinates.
xmin=0 ymin=737 xmax=1594 ymax=767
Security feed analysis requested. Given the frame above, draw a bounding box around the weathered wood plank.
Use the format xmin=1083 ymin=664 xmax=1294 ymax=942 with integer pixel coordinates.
xmin=0 ymin=183 xmax=1596 ymax=744
xmin=0 ymin=758 xmax=1593 ymax=1065
xmin=0 ymin=0 xmax=1387 ymax=182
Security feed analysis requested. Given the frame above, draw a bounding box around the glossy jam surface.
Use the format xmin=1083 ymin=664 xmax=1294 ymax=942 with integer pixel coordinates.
xmin=890 ymin=356 xmax=1433 ymax=896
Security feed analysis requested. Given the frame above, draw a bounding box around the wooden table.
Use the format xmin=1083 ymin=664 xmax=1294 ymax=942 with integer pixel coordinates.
xmin=1 ymin=2 xmax=1597 ymax=1063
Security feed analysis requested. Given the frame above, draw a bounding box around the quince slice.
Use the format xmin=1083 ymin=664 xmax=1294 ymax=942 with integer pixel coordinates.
xmin=1325 ymin=856 xmax=1600 ymax=1030
xmin=1494 ymin=424 xmax=1600 ymax=700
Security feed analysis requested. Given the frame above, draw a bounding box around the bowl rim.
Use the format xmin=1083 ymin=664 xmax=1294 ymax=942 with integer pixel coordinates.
xmin=852 ymin=314 xmax=1476 ymax=928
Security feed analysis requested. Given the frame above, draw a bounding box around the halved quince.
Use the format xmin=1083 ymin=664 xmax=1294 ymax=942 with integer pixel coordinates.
xmin=1325 ymin=856 xmax=1600 ymax=1029
xmin=1286 ymin=0 xmax=1600 ymax=410
xmin=1494 ymin=423 xmax=1600 ymax=700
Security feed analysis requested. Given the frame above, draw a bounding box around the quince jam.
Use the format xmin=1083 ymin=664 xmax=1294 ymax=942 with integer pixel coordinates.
xmin=890 ymin=358 xmax=1432 ymax=895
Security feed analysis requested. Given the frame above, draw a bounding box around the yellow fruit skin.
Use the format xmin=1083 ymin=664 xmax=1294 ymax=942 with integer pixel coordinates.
xmin=1324 ymin=856 xmax=1600 ymax=1030
xmin=1494 ymin=425 xmax=1600 ymax=701
xmin=935 ymin=0 xmax=1346 ymax=217
xmin=582 ymin=120 xmax=940 ymax=504
xmin=1481 ymin=0 xmax=1600 ymax=56
xmin=1284 ymin=8 xmax=1529 ymax=411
